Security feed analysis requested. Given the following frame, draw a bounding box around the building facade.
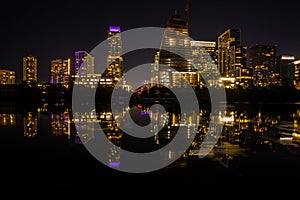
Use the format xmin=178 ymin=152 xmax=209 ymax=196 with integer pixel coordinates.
xmin=75 ymin=50 xmax=95 ymax=76
xmin=190 ymin=40 xmax=221 ymax=87
xmin=218 ymin=29 xmax=247 ymax=77
xmin=0 ymin=69 xmax=15 ymax=84
xmin=50 ymin=58 xmax=71 ymax=85
xmin=154 ymin=11 xmax=197 ymax=88
xmin=218 ymin=29 xmax=250 ymax=87
xmin=102 ymin=26 xmax=123 ymax=86
xmin=294 ymin=60 xmax=300 ymax=89
xmin=248 ymin=45 xmax=277 ymax=86
xmin=73 ymin=51 xmax=100 ymax=88
xmin=276 ymin=55 xmax=295 ymax=81
xmin=23 ymin=56 xmax=37 ymax=84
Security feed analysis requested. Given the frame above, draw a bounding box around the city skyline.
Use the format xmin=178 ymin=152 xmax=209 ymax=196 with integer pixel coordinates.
xmin=1 ymin=0 xmax=300 ymax=83
xmin=2 ymin=0 xmax=300 ymax=182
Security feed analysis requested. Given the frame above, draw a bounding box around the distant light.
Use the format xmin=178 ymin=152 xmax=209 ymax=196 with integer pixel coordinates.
xmin=294 ymin=60 xmax=300 ymax=65
xmin=281 ymin=55 xmax=295 ymax=60
xmin=109 ymin=161 xmax=120 ymax=168
xmin=190 ymin=41 xmax=216 ymax=47
xmin=109 ymin=26 xmax=121 ymax=33
xmin=220 ymin=116 xmax=234 ymax=122
xmin=280 ymin=137 xmax=293 ymax=140
xmin=141 ymin=111 xmax=150 ymax=116
xmin=220 ymin=77 xmax=235 ymax=82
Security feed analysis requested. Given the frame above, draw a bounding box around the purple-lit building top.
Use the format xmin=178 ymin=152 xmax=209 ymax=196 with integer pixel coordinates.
xmin=109 ymin=26 xmax=121 ymax=33
xmin=75 ymin=51 xmax=86 ymax=75
xmin=74 ymin=50 xmax=95 ymax=76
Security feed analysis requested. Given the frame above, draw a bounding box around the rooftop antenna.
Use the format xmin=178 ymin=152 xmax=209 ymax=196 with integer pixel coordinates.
xmin=185 ymin=0 xmax=190 ymax=34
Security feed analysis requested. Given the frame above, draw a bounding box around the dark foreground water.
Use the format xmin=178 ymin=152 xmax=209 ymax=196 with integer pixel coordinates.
xmin=1 ymin=102 xmax=300 ymax=192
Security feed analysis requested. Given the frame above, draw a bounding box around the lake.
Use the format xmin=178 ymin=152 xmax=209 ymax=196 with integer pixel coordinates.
xmin=1 ymin=102 xmax=300 ymax=190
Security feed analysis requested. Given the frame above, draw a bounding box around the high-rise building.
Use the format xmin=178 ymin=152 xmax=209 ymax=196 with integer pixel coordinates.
xmin=0 ymin=114 xmax=16 ymax=125
xmin=190 ymin=41 xmax=217 ymax=69
xmin=102 ymin=26 xmax=123 ymax=86
xmin=248 ymin=45 xmax=277 ymax=86
xmin=294 ymin=60 xmax=300 ymax=89
xmin=191 ymin=40 xmax=217 ymax=64
xmin=190 ymin=41 xmax=220 ymax=87
xmin=0 ymin=69 xmax=15 ymax=84
xmin=23 ymin=56 xmax=37 ymax=84
xmin=276 ymin=55 xmax=295 ymax=80
xmin=218 ymin=29 xmax=247 ymax=77
xmin=50 ymin=58 xmax=71 ymax=84
xmin=75 ymin=50 xmax=95 ymax=76
xmin=155 ymin=11 xmax=196 ymax=88
xmin=74 ymin=51 xmax=100 ymax=88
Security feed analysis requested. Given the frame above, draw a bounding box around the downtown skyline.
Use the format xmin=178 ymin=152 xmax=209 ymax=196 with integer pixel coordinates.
xmin=2 ymin=0 xmax=300 ymax=184
xmin=1 ymin=0 xmax=300 ymax=83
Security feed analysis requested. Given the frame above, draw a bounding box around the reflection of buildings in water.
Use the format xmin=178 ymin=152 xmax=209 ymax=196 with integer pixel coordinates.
xmin=155 ymin=111 xmax=198 ymax=169
xmin=0 ymin=114 xmax=16 ymax=125
xmin=108 ymin=145 xmax=121 ymax=169
xmin=23 ymin=112 xmax=38 ymax=138
xmin=202 ymin=110 xmax=247 ymax=168
xmin=155 ymin=111 xmax=198 ymax=146
xmin=99 ymin=111 xmax=122 ymax=167
xmin=292 ymin=110 xmax=300 ymax=142
xmin=37 ymin=103 xmax=49 ymax=113
xmin=85 ymin=106 xmax=300 ymax=169
xmin=99 ymin=111 xmax=122 ymax=143
xmin=73 ymin=109 xmax=122 ymax=142
xmin=210 ymin=109 xmax=282 ymax=168
xmin=72 ymin=109 xmax=98 ymax=144
xmin=165 ymin=151 xmax=189 ymax=169
xmin=50 ymin=111 xmax=71 ymax=139
xmin=74 ymin=106 xmax=300 ymax=169
xmin=291 ymin=110 xmax=300 ymax=143
xmin=73 ymin=109 xmax=123 ymax=169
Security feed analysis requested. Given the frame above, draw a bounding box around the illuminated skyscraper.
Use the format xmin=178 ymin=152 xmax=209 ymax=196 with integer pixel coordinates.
xmin=156 ymin=10 xmax=196 ymax=88
xmin=75 ymin=50 xmax=95 ymax=76
xmin=294 ymin=60 xmax=300 ymax=89
xmin=23 ymin=56 xmax=37 ymax=84
xmin=50 ymin=58 xmax=71 ymax=84
xmin=74 ymin=51 xmax=100 ymax=88
xmin=190 ymin=41 xmax=220 ymax=87
xmin=248 ymin=45 xmax=277 ymax=86
xmin=102 ymin=26 xmax=123 ymax=85
xmin=0 ymin=69 xmax=15 ymax=84
xmin=218 ymin=29 xmax=247 ymax=77
xmin=0 ymin=113 xmax=16 ymax=125
xmin=276 ymin=55 xmax=295 ymax=80
xmin=191 ymin=41 xmax=217 ymax=64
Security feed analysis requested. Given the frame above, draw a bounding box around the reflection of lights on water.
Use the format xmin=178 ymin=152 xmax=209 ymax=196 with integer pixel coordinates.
xmin=141 ymin=111 xmax=150 ymax=116
xmin=24 ymin=112 xmax=38 ymax=138
xmin=0 ymin=114 xmax=16 ymax=125
xmin=280 ymin=137 xmax=293 ymax=141
xmin=50 ymin=111 xmax=71 ymax=138
xmin=109 ymin=161 xmax=120 ymax=168
xmin=168 ymin=151 xmax=172 ymax=159
xmin=220 ymin=116 xmax=234 ymax=123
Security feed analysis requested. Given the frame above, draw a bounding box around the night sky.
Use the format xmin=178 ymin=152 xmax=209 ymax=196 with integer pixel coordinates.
xmin=0 ymin=0 xmax=299 ymax=83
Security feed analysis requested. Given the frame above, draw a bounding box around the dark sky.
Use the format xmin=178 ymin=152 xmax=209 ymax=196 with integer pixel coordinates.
xmin=0 ymin=0 xmax=299 ymax=83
